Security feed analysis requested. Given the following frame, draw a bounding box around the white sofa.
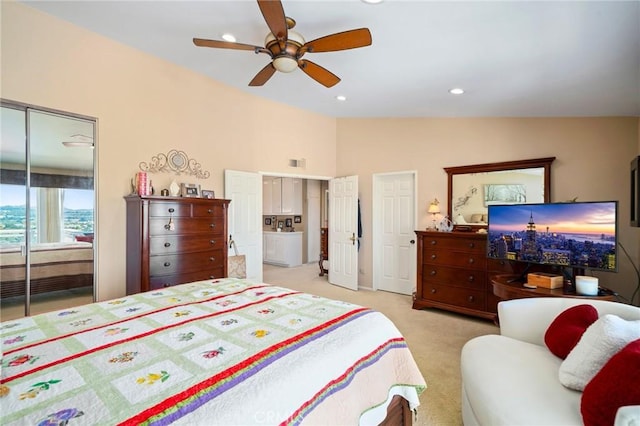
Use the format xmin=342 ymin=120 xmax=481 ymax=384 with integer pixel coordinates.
xmin=461 ymin=297 xmax=640 ymax=425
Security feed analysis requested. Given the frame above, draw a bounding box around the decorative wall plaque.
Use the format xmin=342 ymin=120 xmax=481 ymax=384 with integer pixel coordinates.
xmin=139 ymin=149 xmax=210 ymax=179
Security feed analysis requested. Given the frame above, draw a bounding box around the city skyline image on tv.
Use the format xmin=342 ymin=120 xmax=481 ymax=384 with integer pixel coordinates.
xmin=487 ymin=201 xmax=617 ymax=272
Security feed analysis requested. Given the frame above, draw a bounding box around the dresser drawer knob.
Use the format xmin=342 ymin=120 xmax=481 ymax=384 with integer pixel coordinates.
xmin=468 ymin=295 xmax=475 ymax=302
xmin=209 ymin=257 xmax=215 ymax=262
xmin=209 ymin=223 xmax=216 ymax=228
xmin=430 ymin=270 xmax=437 ymax=276
xmin=468 ymin=275 xmax=475 ymax=282
xmin=210 ymin=240 xmax=216 ymax=245
xmin=209 ymin=275 xmax=215 ymax=279
xmin=430 ymin=240 xmax=437 ymax=245
xmin=469 ymin=242 xmax=475 ymax=248
xmin=431 ymin=254 xmax=437 ymax=260
xmin=430 ymin=288 xmax=437 ymax=294
xmin=208 ymin=209 xmax=213 ymax=214
xmin=164 ymin=262 xmax=171 ymax=267
xmin=164 ymin=242 xmax=171 ymax=248
xmin=168 ymin=208 xmax=175 ymax=213
xmin=468 ymin=258 xmax=474 ymax=264
xmin=163 ymin=283 xmax=171 ymax=287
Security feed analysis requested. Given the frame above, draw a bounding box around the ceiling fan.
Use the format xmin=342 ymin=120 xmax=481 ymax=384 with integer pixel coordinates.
xmin=193 ymin=0 xmax=372 ymax=88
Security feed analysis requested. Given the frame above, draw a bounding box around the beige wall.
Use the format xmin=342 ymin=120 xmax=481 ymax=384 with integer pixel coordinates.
xmin=1 ymin=2 xmax=336 ymax=300
xmin=337 ymin=118 xmax=640 ymax=300
xmin=3 ymin=2 xmax=639 ymax=304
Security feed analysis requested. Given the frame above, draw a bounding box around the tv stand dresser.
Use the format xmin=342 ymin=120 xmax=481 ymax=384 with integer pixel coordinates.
xmin=414 ymin=231 xmax=500 ymax=320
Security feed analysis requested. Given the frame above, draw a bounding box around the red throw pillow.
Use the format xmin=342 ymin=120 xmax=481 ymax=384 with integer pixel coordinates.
xmin=581 ymin=338 xmax=640 ymax=426
xmin=544 ymin=304 xmax=598 ymax=359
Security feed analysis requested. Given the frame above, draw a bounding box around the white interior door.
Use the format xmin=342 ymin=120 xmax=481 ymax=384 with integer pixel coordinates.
xmin=373 ymin=172 xmax=417 ymax=295
xmin=224 ymin=170 xmax=262 ymax=282
xmin=328 ymin=175 xmax=358 ymax=290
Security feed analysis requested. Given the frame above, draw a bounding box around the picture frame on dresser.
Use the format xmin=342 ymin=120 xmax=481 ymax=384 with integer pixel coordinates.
xmin=180 ymin=183 xmax=201 ymax=198
xmin=201 ymin=189 xmax=215 ymax=199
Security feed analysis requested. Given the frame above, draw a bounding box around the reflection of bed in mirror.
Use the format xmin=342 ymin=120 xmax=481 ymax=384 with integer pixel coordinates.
xmin=0 ymin=242 xmax=93 ymax=298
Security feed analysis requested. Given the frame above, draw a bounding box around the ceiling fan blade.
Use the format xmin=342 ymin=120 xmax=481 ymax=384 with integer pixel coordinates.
xmin=249 ymin=63 xmax=277 ymax=86
xmin=193 ymin=38 xmax=262 ymax=52
xmin=302 ymin=28 xmax=372 ymax=54
xmin=298 ymin=60 xmax=340 ymax=88
xmin=257 ymin=0 xmax=287 ymax=41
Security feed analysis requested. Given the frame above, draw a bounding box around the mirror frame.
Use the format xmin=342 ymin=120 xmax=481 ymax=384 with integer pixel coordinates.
xmin=444 ymin=157 xmax=555 ymax=230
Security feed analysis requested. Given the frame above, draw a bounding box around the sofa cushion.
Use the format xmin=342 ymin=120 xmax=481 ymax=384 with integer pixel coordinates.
xmin=559 ymin=314 xmax=640 ymax=391
xmin=544 ymin=304 xmax=598 ymax=359
xmin=461 ymin=335 xmax=582 ymax=425
xmin=581 ymin=338 xmax=640 ymax=426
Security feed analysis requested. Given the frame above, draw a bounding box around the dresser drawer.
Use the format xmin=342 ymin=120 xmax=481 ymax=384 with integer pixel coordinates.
xmin=149 ymin=235 xmax=225 ymax=255
xmin=486 ymin=258 xmax=517 ymax=273
xmin=149 ymin=269 xmax=225 ymax=290
xmin=193 ymin=203 xmax=226 ymax=218
xmin=149 ymin=218 xmax=224 ymax=235
xmin=422 ymin=236 xmax=485 ymax=252
xmin=422 ymin=283 xmax=486 ymax=311
xmin=150 ymin=250 xmax=224 ymax=275
xmin=423 ymin=249 xmax=486 ymax=270
xmin=422 ymin=265 xmax=486 ymax=289
xmin=149 ymin=202 xmax=192 ymax=217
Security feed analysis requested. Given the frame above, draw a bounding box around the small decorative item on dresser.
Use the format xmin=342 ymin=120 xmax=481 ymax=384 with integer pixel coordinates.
xmin=201 ymin=190 xmax=215 ymax=199
xmin=294 ymin=216 xmax=302 ymax=223
xmin=160 ymin=189 xmax=169 ymax=197
xmin=180 ymin=183 xmax=201 ymax=198
xmin=265 ymin=217 xmax=272 ymax=226
xmin=285 ymin=218 xmax=293 ymax=227
xmin=169 ymin=180 xmax=180 ymax=197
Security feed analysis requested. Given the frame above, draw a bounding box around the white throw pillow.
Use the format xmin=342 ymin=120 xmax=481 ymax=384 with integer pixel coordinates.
xmin=559 ymin=314 xmax=640 ymax=391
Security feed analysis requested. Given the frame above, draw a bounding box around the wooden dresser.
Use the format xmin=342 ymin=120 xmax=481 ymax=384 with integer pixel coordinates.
xmin=124 ymin=195 xmax=230 ymax=295
xmin=414 ymin=231 xmax=498 ymax=320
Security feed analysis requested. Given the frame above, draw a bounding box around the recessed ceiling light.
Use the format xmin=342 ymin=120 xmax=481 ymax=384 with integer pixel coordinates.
xmin=361 ymin=0 xmax=383 ymax=4
xmin=449 ymin=88 xmax=465 ymax=95
xmin=222 ymin=33 xmax=236 ymax=43
xmin=336 ymin=95 xmax=347 ymax=101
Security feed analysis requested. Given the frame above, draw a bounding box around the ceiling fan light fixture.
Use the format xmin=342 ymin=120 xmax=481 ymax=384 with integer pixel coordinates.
xmin=221 ymin=33 xmax=236 ymax=43
xmin=273 ymin=56 xmax=298 ymax=73
xmin=336 ymin=95 xmax=347 ymax=101
xmin=449 ymin=88 xmax=465 ymax=95
xmin=62 ymin=141 xmax=94 ymax=148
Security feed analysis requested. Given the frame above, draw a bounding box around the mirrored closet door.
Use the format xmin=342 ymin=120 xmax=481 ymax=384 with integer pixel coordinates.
xmin=0 ymin=101 xmax=96 ymax=319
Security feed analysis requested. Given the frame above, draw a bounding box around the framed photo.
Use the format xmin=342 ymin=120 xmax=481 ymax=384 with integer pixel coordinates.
xmin=632 ymin=156 xmax=639 ymax=227
xmin=201 ymin=189 xmax=215 ymax=199
xmin=285 ymin=218 xmax=293 ymax=227
xmin=180 ymin=183 xmax=200 ymax=198
xmin=277 ymin=221 xmax=284 ymax=229
xmin=294 ymin=215 xmax=302 ymax=223
xmin=483 ymin=184 xmax=526 ymax=206
xmin=264 ymin=217 xmax=272 ymax=226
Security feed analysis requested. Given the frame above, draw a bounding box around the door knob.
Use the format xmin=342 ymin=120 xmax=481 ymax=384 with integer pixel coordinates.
xmin=349 ymin=232 xmax=357 ymax=245
xmin=410 ymin=239 xmax=415 ymax=244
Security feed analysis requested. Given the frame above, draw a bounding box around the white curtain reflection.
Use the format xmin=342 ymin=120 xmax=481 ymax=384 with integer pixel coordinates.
xmin=36 ymin=187 xmax=64 ymax=242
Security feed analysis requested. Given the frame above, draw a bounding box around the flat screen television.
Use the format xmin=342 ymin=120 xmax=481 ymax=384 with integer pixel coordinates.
xmin=486 ymin=201 xmax=618 ymax=276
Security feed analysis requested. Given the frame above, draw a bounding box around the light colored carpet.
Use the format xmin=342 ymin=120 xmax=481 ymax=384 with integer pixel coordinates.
xmin=263 ymin=263 xmax=499 ymax=426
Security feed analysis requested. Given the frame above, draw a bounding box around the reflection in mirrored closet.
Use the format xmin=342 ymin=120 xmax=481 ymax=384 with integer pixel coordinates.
xmin=0 ymin=101 xmax=97 ymax=319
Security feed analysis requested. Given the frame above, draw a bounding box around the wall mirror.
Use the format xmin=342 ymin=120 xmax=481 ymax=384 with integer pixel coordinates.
xmin=445 ymin=157 xmax=555 ymax=230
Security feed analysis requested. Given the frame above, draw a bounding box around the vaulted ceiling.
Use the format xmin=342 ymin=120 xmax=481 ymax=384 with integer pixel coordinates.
xmin=18 ymin=1 xmax=640 ymax=118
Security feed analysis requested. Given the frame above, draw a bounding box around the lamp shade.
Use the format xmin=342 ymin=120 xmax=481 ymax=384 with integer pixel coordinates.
xmin=428 ymin=199 xmax=440 ymax=214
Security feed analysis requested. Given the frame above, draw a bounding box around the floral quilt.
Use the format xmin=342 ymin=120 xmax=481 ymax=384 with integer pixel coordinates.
xmin=1 ymin=278 xmax=426 ymax=425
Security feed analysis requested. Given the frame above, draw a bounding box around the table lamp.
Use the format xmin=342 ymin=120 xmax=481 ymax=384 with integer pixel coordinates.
xmin=427 ymin=198 xmax=440 ymax=230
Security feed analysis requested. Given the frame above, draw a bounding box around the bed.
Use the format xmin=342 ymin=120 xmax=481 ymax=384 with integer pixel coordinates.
xmin=0 ymin=242 xmax=93 ymax=299
xmin=0 ymin=277 xmax=426 ymax=425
